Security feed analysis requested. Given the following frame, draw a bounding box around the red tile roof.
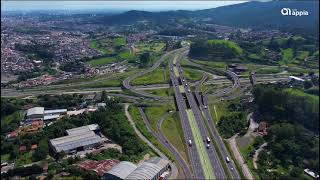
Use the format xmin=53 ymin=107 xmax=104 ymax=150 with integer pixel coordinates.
xmin=19 ymin=146 xmax=27 ymax=152
xmin=76 ymin=159 xmax=119 ymax=176
xmin=31 ymin=144 xmax=38 ymax=150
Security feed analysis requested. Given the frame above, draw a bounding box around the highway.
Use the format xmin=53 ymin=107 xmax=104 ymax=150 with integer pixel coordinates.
xmin=169 ymin=49 xmax=207 ymax=179
xmin=194 ymin=75 xmax=241 ymax=179
xmin=174 ymin=53 xmax=227 ymax=179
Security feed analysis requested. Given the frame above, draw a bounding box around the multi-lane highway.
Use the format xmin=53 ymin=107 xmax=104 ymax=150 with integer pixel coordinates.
xmin=194 ymin=75 xmax=241 ymax=179
xmin=173 ymin=53 xmax=228 ymax=179
xmin=169 ymin=49 xmax=207 ymax=179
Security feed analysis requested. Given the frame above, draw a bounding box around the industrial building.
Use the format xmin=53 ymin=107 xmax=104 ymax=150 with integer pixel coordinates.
xmin=49 ymin=124 xmax=104 ymax=154
xmin=104 ymin=161 xmax=137 ymax=180
xmin=66 ymin=124 xmax=99 ymax=135
xmin=104 ymin=157 xmax=170 ymax=180
xmin=25 ymin=107 xmax=67 ymax=122
xmin=26 ymin=107 xmax=44 ymax=120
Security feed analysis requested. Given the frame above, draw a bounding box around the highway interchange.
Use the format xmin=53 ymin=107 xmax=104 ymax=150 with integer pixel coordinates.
xmin=1 ymin=45 xmax=291 ymax=179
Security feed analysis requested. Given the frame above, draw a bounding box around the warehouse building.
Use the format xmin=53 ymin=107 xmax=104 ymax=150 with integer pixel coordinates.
xmin=66 ymin=124 xmax=100 ymax=135
xmin=26 ymin=107 xmax=67 ymax=122
xmin=49 ymin=124 xmax=104 ymax=154
xmin=104 ymin=161 xmax=137 ymax=180
xmin=126 ymin=157 xmax=170 ymax=180
xmin=104 ymin=157 xmax=170 ymax=180
xmin=26 ymin=107 xmax=44 ymax=120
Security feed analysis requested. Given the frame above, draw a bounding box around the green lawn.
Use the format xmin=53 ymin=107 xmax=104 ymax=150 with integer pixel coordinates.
xmin=208 ymin=39 xmax=243 ymax=54
xmin=145 ymin=88 xmax=174 ymax=97
xmin=183 ymin=68 xmax=203 ymax=81
xmin=114 ymin=37 xmax=126 ymax=46
xmin=15 ymin=151 xmax=33 ymax=167
xmin=280 ymin=48 xmax=294 ymax=65
xmin=255 ymin=67 xmax=282 ymax=74
xmin=86 ymin=57 xmax=118 ymax=67
xmin=161 ymin=112 xmax=189 ymax=163
xmin=238 ymin=139 xmax=261 ymax=180
xmin=284 ymin=88 xmax=319 ymax=102
xmin=1 ymin=154 xmax=10 ymax=163
xmin=83 ymin=68 xmax=140 ymax=88
xmin=174 ymin=67 xmax=179 ymax=77
xmin=135 ymin=42 xmax=166 ymax=53
xmin=186 ymin=109 xmax=215 ymax=179
xmin=179 ymin=85 xmax=185 ymax=93
xmin=132 ymin=68 xmax=169 ymax=85
xmin=201 ymin=61 xmax=227 ymax=69
xmin=128 ymin=105 xmax=177 ymax=162
xmin=144 ymin=103 xmax=175 ymax=132
xmin=119 ymin=51 xmax=135 ymax=60
xmin=90 ymin=40 xmax=114 ymax=54
xmin=208 ymin=101 xmax=228 ymax=124
xmin=2 ymin=110 xmax=23 ymax=126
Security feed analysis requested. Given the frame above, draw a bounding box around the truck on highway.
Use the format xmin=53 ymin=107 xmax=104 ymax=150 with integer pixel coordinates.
xmin=188 ymin=140 xmax=192 ymax=146
xmin=206 ymin=137 xmax=211 ymax=143
xmin=226 ymin=157 xmax=230 ymax=163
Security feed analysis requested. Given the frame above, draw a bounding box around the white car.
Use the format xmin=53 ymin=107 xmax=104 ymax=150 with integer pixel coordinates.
xmin=206 ymin=144 xmax=210 ymax=148
xmin=206 ymin=137 xmax=211 ymax=143
xmin=204 ymin=105 xmax=207 ymax=109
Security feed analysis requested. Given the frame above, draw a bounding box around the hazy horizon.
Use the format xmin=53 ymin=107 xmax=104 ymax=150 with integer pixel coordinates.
xmin=1 ymin=1 xmax=247 ymax=12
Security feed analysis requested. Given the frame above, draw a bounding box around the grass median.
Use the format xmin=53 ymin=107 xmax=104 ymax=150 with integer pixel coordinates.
xmin=186 ymin=109 xmax=215 ymax=179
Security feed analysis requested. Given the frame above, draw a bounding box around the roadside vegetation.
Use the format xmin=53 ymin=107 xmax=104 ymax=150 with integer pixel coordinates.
xmin=217 ymin=99 xmax=248 ymax=138
xmin=144 ymin=103 xmax=176 ymax=132
xmin=132 ymin=68 xmax=169 ymax=85
xmin=128 ymin=105 xmax=177 ymax=162
xmin=145 ymin=88 xmax=174 ymax=97
xmin=183 ymin=68 xmax=203 ymax=82
xmin=250 ymin=84 xmax=319 ymax=179
xmin=161 ymin=112 xmax=189 ymax=163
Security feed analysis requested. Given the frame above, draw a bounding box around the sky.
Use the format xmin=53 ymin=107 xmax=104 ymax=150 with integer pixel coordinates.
xmin=1 ymin=1 xmax=247 ymax=12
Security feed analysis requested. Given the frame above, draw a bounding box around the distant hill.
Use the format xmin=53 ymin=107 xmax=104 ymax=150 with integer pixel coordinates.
xmin=100 ymin=1 xmax=318 ymax=32
xmin=198 ymin=1 xmax=319 ymax=30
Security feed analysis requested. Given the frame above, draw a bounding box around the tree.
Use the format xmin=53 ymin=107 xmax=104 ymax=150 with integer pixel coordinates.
xmin=139 ymin=52 xmax=150 ymax=67
xmin=32 ymin=139 xmax=49 ymax=162
xmin=101 ymin=90 xmax=107 ymax=102
xmin=253 ymin=136 xmax=265 ymax=149
xmin=289 ymin=167 xmax=303 ymax=178
xmin=303 ymin=80 xmax=313 ymax=89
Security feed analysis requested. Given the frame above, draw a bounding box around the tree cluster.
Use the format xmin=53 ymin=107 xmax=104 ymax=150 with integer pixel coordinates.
xmin=252 ymin=84 xmax=319 ymax=133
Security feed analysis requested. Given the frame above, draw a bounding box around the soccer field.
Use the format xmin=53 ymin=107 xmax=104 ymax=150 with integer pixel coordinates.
xmin=186 ymin=109 xmax=215 ymax=179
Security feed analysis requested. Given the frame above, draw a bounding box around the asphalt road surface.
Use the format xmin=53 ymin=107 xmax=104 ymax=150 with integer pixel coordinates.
xmin=169 ymin=50 xmax=206 ymax=179
xmin=139 ymin=108 xmax=193 ymax=179
xmin=175 ymin=58 xmax=227 ymax=179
